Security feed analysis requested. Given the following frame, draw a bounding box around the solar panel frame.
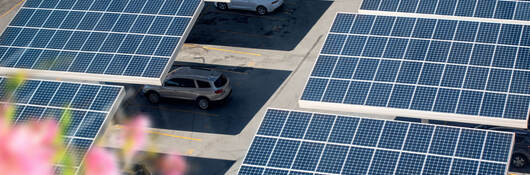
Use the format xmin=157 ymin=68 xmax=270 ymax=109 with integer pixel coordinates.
xmin=238 ymin=108 xmax=515 ymax=175
xmin=0 ymin=0 xmax=205 ymax=85
xmin=0 ymin=76 xmax=125 ymax=174
xmin=359 ymin=0 xmax=530 ymax=25
xmin=300 ymin=12 xmax=530 ymax=128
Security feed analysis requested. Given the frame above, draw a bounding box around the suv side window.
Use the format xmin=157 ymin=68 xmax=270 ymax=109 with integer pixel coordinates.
xmin=165 ymin=79 xmax=180 ymax=87
xmin=196 ymin=80 xmax=211 ymax=88
xmin=166 ymin=78 xmax=196 ymax=88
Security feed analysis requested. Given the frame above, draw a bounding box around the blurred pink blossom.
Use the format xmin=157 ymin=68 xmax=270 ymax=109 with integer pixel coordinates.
xmin=84 ymin=147 xmax=119 ymax=175
xmin=159 ymin=153 xmax=187 ymax=175
xmin=0 ymin=119 xmax=58 ymax=175
xmin=122 ymin=115 xmax=150 ymax=158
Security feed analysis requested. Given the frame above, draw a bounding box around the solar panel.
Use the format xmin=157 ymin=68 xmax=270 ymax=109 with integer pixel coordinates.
xmin=300 ymin=13 xmax=530 ymax=128
xmin=0 ymin=0 xmax=204 ymax=85
xmin=360 ymin=0 xmax=530 ymax=23
xmin=0 ymin=76 xmax=124 ymax=174
xmin=238 ymin=108 xmax=514 ymax=175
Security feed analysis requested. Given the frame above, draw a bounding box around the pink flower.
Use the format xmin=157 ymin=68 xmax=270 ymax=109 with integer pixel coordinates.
xmin=0 ymin=120 xmax=58 ymax=175
xmin=159 ymin=153 xmax=187 ymax=175
xmin=84 ymin=147 xmax=119 ymax=175
xmin=122 ymin=115 xmax=150 ymax=159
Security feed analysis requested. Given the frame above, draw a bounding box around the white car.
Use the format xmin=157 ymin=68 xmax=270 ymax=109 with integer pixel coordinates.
xmin=215 ymin=0 xmax=284 ymax=15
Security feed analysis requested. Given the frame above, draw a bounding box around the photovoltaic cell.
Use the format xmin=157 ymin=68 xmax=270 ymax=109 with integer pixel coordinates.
xmin=0 ymin=76 xmax=123 ymax=174
xmin=301 ymin=13 xmax=530 ymax=128
xmin=0 ymin=0 xmax=203 ymax=85
xmin=238 ymin=108 xmax=514 ymax=175
xmin=360 ymin=0 xmax=530 ymax=22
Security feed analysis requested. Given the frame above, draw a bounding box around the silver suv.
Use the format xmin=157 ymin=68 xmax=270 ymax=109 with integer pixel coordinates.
xmin=142 ymin=67 xmax=232 ymax=109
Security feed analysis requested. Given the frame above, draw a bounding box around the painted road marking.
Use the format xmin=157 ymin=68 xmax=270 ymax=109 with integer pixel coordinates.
xmin=115 ymin=125 xmax=202 ymax=141
xmin=147 ymin=130 xmax=202 ymax=141
xmin=184 ymin=44 xmax=262 ymax=57
xmin=247 ymin=61 xmax=256 ymax=67
xmin=1 ymin=0 xmax=24 ymax=18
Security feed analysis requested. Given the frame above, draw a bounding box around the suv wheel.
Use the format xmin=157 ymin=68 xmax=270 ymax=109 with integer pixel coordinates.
xmin=217 ymin=3 xmax=228 ymax=10
xmin=147 ymin=92 xmax=160 ymax=104
xmin=256 ymin=6 xmax=267 ymax=15
xmin=512 ymin=153 xmax=528 ymax=168
xmin=197 ymin=97 xmax=209 ymax=110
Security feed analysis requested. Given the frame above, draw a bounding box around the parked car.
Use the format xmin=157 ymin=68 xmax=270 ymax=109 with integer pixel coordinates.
xmin=215 ymin=0 xmax=284 ymax=15
xmin=476 ymin=125 xmax=530 ymax=168
xmin=142 ymin=67 xmax=232 ymax=109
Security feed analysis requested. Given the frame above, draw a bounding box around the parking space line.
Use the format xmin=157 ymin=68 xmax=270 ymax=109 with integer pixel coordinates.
xmin=147 ymin=130 xmax=202 ymax=141
xmin=184 ymin=44 xmax=262 ymax=57
xmin=185 ymin=149 xmax=194 ymax=155
xmin=1 ymin=0 xmax=24 ymax=18
xmin=203 ymin=46 xmax=262 ymax=56
xmin=247 ymin=61 xmax=256 ymax=67
xmin=114 ymin=125 xmax=202 ymax=141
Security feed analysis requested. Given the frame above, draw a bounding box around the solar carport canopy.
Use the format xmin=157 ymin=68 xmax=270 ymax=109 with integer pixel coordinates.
xmin=238 ymin=108 xmax=515 ymax=175
xmin=360 ymin=0 xmax=530 ymax=24
xmin=0 ymin=0 xmax=204 ymax=85
xmin=0 ymin=76 xmax=124 ymax=174
xmin=300 ymin=13 xmax=530 ymax=128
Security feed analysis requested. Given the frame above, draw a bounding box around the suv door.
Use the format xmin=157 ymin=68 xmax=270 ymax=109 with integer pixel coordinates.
xmin=162 ymin=78 xmax=197 ymax=100
xmin=196 ymin=80 xmax=213 ymax=98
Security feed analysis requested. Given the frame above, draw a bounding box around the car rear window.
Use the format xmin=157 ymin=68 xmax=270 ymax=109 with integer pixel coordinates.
xmin=214 ymin=75 xmax=227 ymax=88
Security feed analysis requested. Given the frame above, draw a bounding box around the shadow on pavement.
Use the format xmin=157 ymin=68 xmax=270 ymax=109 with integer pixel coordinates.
xmin=184 ymin=156 xmax=236 ymax=175
xmin=118 ymin=62 xmax=291 ymax=135
xmin=107 ymin=148 xmax=235 ymax=175
xmin=186 ymin=0 xmax=333 ymax=51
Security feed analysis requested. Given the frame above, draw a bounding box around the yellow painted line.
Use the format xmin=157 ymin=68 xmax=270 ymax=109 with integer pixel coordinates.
xmin=147 ymin=130 xmax=202 ymax=141
xmin=203 ymin=46 xmax=262 ymax=56
xmin=1 ymin=0 xmax=25 ymax=18
xmin=184 ymin=44 xmax=261 ymax=57
xmin=247 ymin=61 xmax=256 ymax=67
xmin=114 ymin=125 xmax=202 ymax=141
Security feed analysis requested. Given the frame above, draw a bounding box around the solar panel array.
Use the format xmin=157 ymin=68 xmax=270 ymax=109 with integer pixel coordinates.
xmin=0 ymin=76 xmax=124 ymax=174
xmin=360 ymin=0 xmax=530 ymax=22
xmin=239 ymin=109 xmax=514 ymax=175
xmin=0 ymin=0 xmax=203 ymax=85
xmin=300 ymin=13 xmax=530 ymax=128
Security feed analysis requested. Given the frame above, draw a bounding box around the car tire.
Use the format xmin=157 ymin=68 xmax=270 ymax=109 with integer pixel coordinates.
xmin=256 ymin=6 xmax=267 ymax=15
xmin=147 ymin=92 xmax=160 ymax=104
xmin=512 ymin=153 xmax=528 ymax=168
xmin=197 ymin=97 xmax=209 ymax=110
xmin=217 ymin=3 xmax=228 ymax=10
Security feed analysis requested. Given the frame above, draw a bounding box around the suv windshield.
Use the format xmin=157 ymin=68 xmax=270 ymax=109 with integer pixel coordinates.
xmin=214 ymin=75 xmax=227 ymax=88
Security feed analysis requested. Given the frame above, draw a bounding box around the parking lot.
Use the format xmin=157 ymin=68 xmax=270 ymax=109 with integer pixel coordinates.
xmin=1 ymin=0 xmax=529 ymax=174
xmin=100 ymin=1 xmax=368 ymax=174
